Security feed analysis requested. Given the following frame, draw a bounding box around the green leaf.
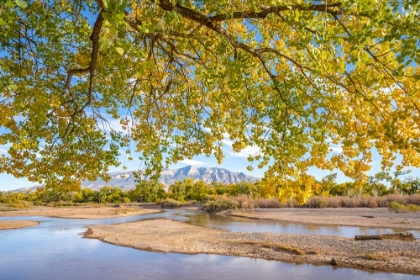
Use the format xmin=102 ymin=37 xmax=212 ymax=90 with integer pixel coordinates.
xmin=6 ymin=84 xmax=18 ymax=91
xmin=102 ymin=0 xmax=109 ymax=9
xmin=15 ymin=0 xmax=27 ymax=8
xmin=115 ymin=12 xmax=125 ymax=21
xmin=360 ymin=51 xmax=370 ymax=62
xmin=102 ymin=12 xmax=114 ymax=23
xmin=115 ymin=47 xmax=124 ymax=56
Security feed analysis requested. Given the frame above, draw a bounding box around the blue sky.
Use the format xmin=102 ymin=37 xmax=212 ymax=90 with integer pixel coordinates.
xmin=1 ymin=129 xmax=420 ymax=192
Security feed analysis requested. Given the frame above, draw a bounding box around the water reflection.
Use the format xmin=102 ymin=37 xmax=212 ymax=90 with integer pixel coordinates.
xmin=176 ymin=211 xmax=420 ymax=238
xmin=1 ymin=210 xmax=419 ymax=238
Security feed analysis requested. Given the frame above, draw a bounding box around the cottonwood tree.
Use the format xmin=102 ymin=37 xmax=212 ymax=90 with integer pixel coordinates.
xmin=0 ymin=0 xmax=419 ymax=202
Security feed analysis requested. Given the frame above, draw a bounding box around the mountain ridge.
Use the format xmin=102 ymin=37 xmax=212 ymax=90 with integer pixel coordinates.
xmin=12 ymin=166 xmax=259 ymax=192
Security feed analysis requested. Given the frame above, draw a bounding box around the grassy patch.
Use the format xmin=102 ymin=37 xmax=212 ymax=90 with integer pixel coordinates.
xmin=0 ymin=201 xmax=31 ymax=211
xmin=0 ymin=206 xmax=18 ymax=212
xmin=388 ymin=202 xmax=420 ymax=213
xmin=160 ymin=198 xmax=185 ymax=208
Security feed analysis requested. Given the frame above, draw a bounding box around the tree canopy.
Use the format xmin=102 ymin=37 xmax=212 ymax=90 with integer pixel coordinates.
xmin=1 ymin=0 xmax=419 ymax=201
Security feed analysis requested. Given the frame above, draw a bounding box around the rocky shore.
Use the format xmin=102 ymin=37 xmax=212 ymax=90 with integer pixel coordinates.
xmin=85 ymin=218 xmax=420 ymax=275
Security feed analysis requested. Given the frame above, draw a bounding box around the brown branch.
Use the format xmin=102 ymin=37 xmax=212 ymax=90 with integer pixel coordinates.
xmin=208 ymin=3 xmax=344 ymax=21
xmin=62 ymin=10 xmax=104 ymax=138
xmin=85 ymin=11 xmax=104 ymax=108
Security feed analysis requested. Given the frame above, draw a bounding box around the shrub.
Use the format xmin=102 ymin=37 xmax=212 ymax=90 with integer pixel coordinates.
xmin=357 ymin=197 xmax=370 ymax=208
xmin=277 ymin=198 xmax=296 ymax=208
xmin=203 ymin=198 xmax=239 ymax=212
xmin=340 ymin=197 xmax=357 ymax=208
xmin=406 ymin=194 xmax=420 ymax=206
xmin=160 ymin=198 xmax=185 ymax=208
xmin=328 ymin=197 xmax=341 ymax=208
xmin=368 ymin=200 xmax=378 ymax=208
xmin=306 ymin=197 xmax=329 ymax=208
xmin=305 ymin=197 xmax=321 ymax=208
xmin=235 ymin=195 xmax=255 ymax=209
xmin=407 ymin=204 xmax=420 ymax=212
xmin=386 ymin=194 xmax=406 ymax=205
xmin=388 ymin=202 xmax=420 ymax=213
xmin=376 ymin=196 xmax=389 ymax=207
xmin=256 ymin=198 xmax=269 ymax=208
xmin=202 ymin=195 xmax=217 ymax=202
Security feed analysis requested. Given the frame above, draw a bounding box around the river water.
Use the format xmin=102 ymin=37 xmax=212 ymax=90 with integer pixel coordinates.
xmin=1 ymin=210 xmax=419 ymax=280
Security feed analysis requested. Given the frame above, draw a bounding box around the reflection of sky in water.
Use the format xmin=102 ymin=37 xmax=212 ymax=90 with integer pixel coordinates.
xmin=1 ymin=210 xmax=419 ymax=238
xmin=1 ymin=210 xmax=419 ymax=279
xmin=177 ymin=212 xmax=420 ymax=238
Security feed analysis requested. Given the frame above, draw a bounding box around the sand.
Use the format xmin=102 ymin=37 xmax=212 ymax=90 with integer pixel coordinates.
xmin=0 ymin=205 xmax=160 ymax=219
xmin=84 ymin=208 xmax=420 ymax=275
xmin=0 ymin=220 xmax=39 ymax=230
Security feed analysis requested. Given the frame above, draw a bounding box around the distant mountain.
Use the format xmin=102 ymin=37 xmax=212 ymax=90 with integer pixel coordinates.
xmin=12 ymin=166 xmax=259 ymax=192
xmin=159 ymin=166 xmax=259 ymax=187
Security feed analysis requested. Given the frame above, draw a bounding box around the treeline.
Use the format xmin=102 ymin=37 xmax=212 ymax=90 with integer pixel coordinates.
xmin=1 ymin=174 xmax=420 ymax=206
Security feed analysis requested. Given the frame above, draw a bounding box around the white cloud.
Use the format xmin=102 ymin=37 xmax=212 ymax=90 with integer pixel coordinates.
xmin=0 ymin=144 xmax=11 ymax=154
xmin=229 ymin=145 xmax=261 ymax=158
xmin=106 ymin=118 xmax=127 ymax=132
xmin=222 ymin=138 xmax=262 ymax=158
xmin=222 ymin=139 xmax=233 ymax=147
xmin=330 ymin=146 xmax=343 ymax=153
xmin=180 ymin=159 xmax=206 ymax=166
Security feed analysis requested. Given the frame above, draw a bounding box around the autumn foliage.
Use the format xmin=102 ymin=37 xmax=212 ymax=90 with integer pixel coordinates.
xmin=0 ymin=0 xmax=419 ymax=202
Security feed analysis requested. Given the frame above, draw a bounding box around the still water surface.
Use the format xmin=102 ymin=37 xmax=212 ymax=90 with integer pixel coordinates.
xmin=1 ymin=210 xmax=419 ymax=279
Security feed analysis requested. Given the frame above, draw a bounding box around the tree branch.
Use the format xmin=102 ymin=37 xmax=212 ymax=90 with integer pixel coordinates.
xmin=209 ymin=3 xmax=344 ymax=21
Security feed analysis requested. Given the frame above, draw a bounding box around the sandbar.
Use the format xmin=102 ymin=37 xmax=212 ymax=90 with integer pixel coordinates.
xmin=0 ymin=205 xmax=160 ymax=219
xmin=0 ymin=220 xmax=39 ymax=230
xmin=85 ymin=218 xmax=420 ymax=275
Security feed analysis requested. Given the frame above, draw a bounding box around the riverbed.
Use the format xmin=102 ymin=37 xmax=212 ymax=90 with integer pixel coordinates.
xmin=1 ymin=209 xmax=419 ymax=279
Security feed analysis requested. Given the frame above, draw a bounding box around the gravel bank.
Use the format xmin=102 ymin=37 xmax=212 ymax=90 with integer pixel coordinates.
xmin=85 ymin=219 xmax=420 ymax=275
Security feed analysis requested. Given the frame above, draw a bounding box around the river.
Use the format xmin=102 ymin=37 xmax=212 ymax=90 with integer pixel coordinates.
xmin=1 ymin=210 xmax=419 ymax=279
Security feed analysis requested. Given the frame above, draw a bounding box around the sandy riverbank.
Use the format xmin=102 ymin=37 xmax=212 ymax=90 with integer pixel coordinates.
xmin=0 ymin=205 xmax=160 ymax=219
xmin=227 ymin=208 xmax=420 ymax=230
xmin=0 ymin=220 xmax=39 ymax=230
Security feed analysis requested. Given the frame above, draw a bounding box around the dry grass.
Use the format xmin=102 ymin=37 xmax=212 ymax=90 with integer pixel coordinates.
xmin=262 ymin=243 xmax=305 ymax=255
xmin=306 ymin=250 xmax=320 ymax=255
xmin=365 ymin=253 xmax=389 ymax=260
xmin=202 ymin=194 xmax=420 ymax=212
xmin=305 ymin=194 xmax=420 ymax=209
xmin=406 ymin=194 xmax=420 ymax=205
xmin=237 ymin=241 xmax=306 ymax=255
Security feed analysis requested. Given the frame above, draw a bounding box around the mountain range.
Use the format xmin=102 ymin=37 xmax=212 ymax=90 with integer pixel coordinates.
xmin=13 ymin=166 xmax=259 ymax=192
